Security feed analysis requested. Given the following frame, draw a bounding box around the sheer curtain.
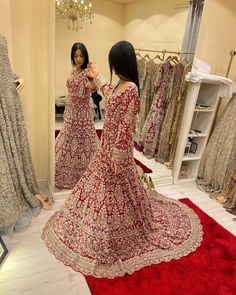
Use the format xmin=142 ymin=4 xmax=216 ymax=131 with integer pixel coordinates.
xmin=181 ymin=0 xmax=205 ymax=63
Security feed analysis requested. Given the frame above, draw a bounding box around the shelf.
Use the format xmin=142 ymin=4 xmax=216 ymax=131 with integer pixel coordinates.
xmin=55 ymin=113 xmax=64 ymax=118
xmin=188 ymin=133 xmax=207 ymax=138
xmin=194 ymin=108 xmax=213 ymax=112
xmin=182 ymin=154 xmax=201 ymax=161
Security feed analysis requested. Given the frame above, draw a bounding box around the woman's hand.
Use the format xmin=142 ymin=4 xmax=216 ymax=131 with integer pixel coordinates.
xmin=14 ymin=78 xmax=24 ymax=94
xmin=86 ymin=62 xmax=99 ymax=79
xmin=111 ymin=161 xmax=124 ymax=175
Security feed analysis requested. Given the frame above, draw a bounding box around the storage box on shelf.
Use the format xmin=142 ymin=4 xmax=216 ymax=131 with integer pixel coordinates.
xmin=172 ymin=80 xmax=222 ymax=184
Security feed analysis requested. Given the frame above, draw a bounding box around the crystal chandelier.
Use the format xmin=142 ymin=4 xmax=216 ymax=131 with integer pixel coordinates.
xmin=55 ymin=0 xmax=94 ymax=31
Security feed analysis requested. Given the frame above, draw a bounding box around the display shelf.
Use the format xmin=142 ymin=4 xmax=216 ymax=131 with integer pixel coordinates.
xmin=182 ymin=155 xmax=201 ymax=161
xmin=172 ymin=78 xmax=221 ymax=184
xmin=188 ymin=133 xmax=207 ymax=138
xmin=194 ymin=108 xmax=213 ymax=112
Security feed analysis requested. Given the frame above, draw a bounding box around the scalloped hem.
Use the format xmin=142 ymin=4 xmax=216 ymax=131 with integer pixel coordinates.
xmin=41 ymin=196 xmax=203 ymax=279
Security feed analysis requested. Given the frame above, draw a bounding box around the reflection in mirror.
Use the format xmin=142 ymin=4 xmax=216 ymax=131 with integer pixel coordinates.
xmin=54 ymin=0 xmax=203 ymax=194
xmin=55 ymin=42 xmax=99 ymax=192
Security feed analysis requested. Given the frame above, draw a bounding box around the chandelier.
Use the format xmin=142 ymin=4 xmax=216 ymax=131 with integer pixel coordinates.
xmin=55 ymin=0 xmax=94 ymax=31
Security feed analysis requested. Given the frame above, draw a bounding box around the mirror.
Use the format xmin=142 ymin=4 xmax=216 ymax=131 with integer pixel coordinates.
xmin=54 ymin=0 xmax=196 ymax=194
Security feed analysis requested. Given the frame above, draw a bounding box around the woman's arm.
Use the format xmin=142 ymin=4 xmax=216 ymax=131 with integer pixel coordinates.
xmin=86 ymin=62 xmax=114 ymax=99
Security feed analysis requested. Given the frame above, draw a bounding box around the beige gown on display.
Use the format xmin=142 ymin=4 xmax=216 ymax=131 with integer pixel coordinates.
xmin=0 ymin=34 xmax=41 ymax=235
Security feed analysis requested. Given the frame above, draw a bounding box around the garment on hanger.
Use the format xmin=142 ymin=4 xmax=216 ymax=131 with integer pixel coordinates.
xmin=197 ymin=94 xmax=236 ymax=192
xmin=134 ymin=58 xmax=147 ymax=142
xmin=0 ymin=34 xmax=41 ymax=235
xmin=223 ymin=168 xmax=236 ymax=215
xmin=156 ymin=62 xmax=185 ymax=163
xmin=140 ymin=60 xmax=174 ymax=158
xmin=137 ymin=57 xmax=146 ymax=92
xmin=135 ymin=59 xmax=160 ymax=143
xmin=166 ymin=63 xmax=193 ymax=168
xmin=42 ymin=75 xmax=203 ymax=278
xmin=55 ymin=70 xmax=99 ymax=189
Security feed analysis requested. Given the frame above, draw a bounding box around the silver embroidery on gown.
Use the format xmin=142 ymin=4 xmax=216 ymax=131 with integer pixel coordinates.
xmin=0 ymin=34 xmax=41 ymax=235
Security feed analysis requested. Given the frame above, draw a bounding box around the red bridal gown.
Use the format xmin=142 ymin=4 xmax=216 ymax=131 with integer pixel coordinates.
xmin=55 ymin=70 xmax=98 ymax=189
xmin=43 ymin=75 xmax=203 ymax=278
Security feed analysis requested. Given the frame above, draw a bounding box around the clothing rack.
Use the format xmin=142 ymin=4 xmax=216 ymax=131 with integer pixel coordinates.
xmin=135 ymin=48 xmax=195 ymax=61
xmin=135 ymin=48 xmax=195 ymax=55
xmin=226 ymin=49 xmax=236 ymax=77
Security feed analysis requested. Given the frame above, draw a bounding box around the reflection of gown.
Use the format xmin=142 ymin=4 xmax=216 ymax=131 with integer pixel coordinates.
xmin=55 ymin=70 xmax=98 ymax=189
xmin=198 ymin=94 xmax=236 ymax=192
xmin=0 ymin=34 xmax=40 ymax=235
xmin=42 ymin=75 xmax=202 ymax=278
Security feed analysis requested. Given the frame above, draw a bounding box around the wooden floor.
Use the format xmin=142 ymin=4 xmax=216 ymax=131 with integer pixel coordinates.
xmin=1 ymin=125 xmax=235 ymax=295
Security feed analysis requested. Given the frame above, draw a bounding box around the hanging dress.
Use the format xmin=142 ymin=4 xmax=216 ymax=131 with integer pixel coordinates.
xmin=197 ymin=94 xmax=236 ymax=192
xmin=140 ymin=61 xmax=174 ymax=158
xmin=136 ymin=60 xmax=160 ymax=143
xmin=157 ymin=62 xmax=185 ymax=163
xmin=0 ymin=34 xmax=41 ymax=235
xmin=55 ymin=70 xmax=98 ymax=189
xmin=223 ymin=168 xmax=236 ymax=215
xmin=166 ymin=63 xmax=192 ymax=168
xmin=42 ymin=74 xmax=203 ymax=278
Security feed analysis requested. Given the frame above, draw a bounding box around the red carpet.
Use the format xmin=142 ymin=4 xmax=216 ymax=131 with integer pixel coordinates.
xmin=85 ymin=199 xmax=236 ymax=295
xmin=55 ymin=129 xmax=152 ymax=174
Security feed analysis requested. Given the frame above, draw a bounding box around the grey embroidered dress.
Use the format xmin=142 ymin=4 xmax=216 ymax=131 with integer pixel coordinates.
xmin=0 ymin=34 xmax=41 ymax=235
xmin=140 ymin=61 xmax=174 ymax=158
xmin=197 ymin=94 xmax=236 ymax=192
xmin=157 ymin=62 xmax=185 ymax=163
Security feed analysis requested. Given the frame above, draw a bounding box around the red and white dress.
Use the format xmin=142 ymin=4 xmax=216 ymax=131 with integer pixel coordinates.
xmin=55 ymin=70 xmax=98 ymax=189
xmin=43 ymin=75 xmax=203 ymax=278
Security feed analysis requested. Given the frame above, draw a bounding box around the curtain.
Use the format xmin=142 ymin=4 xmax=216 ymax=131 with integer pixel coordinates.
xmin=181 ymin=0 xmax=205 ymax=63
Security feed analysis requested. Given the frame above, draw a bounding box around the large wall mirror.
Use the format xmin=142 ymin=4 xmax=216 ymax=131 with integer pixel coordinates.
xmin=54 ymin=0 xmax=201 ymax=195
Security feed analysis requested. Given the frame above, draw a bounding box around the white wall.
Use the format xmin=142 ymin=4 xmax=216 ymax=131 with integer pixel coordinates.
xmin=8 ymin=0 xmax=54 ymax=184
xmin=0 ymin=0 xmax=13 ymax=66
xmin=195 ymin=0 xmax=236 ymax=118
xmin=195 ymin=0 xmax=236 ymax=83
xmin=124 ymin=0 xmax=188 ymax=52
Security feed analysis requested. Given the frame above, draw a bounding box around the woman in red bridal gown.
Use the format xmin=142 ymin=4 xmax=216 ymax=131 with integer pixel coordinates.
xmin=43 ymin=41 xmax=203 ymax=278
xmin=55 ymin=42 xmax=98 ymax=189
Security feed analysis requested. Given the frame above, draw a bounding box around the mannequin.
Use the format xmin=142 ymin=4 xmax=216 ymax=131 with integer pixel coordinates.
xmin=14 ymin=77 xmax=24 ymax=93
xmin=0 ymin=33 xmax=51 ymax=235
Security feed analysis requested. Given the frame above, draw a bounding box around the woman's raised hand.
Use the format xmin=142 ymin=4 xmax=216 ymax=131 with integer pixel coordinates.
xmin=86 ymin=62 xmax=99 ymax=79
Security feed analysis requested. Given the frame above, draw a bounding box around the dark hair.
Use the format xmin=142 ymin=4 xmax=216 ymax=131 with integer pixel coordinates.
xmin=108 ymin=41 xmax=140 ymax=94
xmin=71 ymin=42 xmax=89 ymax=69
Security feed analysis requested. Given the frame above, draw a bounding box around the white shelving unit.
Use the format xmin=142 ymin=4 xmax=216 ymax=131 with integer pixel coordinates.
xmin=172 ymin=79 xmax=222 ymax=184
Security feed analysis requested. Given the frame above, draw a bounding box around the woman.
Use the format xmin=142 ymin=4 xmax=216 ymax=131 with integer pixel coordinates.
xmin=43 ymin=41 xmax=202 ymax=278
xmin=55 ymin=42 xmax=98 ymax=189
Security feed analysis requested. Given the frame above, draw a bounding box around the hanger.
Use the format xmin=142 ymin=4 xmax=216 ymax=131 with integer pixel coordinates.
xmin=142 ymin=53 xmax=152 ymax=61
xmin=162 ymin=50 xmax=167 ymax=61
xmin=135 ymin=49 xmax=142 ymax=59
xmin=152 ymin=54 xmax=163 ymax=62
xmin=165 ymin=55 xmax=179 ymax=65
xmin=171 ymin=55 xmax=179 ymax=64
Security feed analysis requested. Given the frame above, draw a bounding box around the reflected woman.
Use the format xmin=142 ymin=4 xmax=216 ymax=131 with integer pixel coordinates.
xmin=55 ymin=42 xmax=98 ymax=189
